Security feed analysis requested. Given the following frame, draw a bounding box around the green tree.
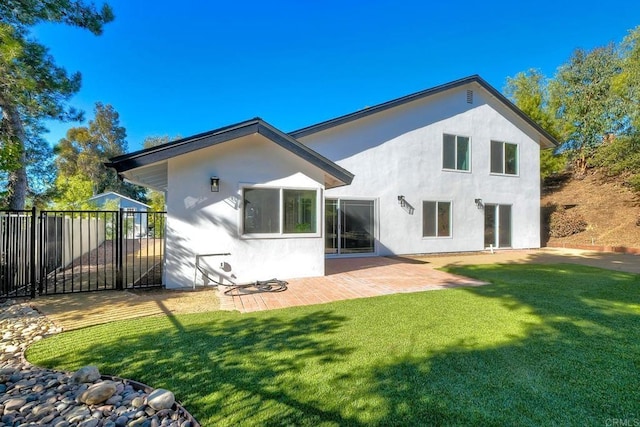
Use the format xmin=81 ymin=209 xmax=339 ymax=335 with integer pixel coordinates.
xmin=52 ymin=174 xmax=96 ymax=210
xmin=0 ymin=1 xmax=114 ymax=209
xmin=54 ymin=103 xmax=147 ymax=203
xmin=505 ymin=69 xmax=566 ymax=178
xmin=548 ymin=45 xmax=626 ymax=173
xmin=613 ymin=26 xmax=640 ymax=131
xmin=505 ymin=69 xmax=559 ymax=134
xmin=0 ymin=124 xmax=56 ymax=208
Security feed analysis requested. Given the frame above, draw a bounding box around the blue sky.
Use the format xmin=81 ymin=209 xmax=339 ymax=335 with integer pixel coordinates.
xmin=34 ymin=0 xmax=640 ymax=152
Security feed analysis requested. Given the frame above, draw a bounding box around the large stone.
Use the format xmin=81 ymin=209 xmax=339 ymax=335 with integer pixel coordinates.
xmin=147 ymin=389 xmax=175 ymax=411
xmin=79 ymin=381 xmax=117 ymax=405
xmin=3 ymin=397 xmax=26 ymax=412
xmin=131 ymin=396 xmax=145 ymax=408
xmin=71 ymin=366 xmax=101 ymax=384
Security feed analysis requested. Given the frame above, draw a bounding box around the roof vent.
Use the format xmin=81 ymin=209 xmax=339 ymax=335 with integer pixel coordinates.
xmin=466 ymin=90 xmax=473 ymax=104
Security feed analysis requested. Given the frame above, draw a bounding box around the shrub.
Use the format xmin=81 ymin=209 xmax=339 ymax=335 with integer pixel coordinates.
xmin=627 ymin=174 xmax=640 ymax=193
xmin=549 ymin=207 xmax=588 ymax=237
xmin=541 ymin=149 xmax=569 ymax=179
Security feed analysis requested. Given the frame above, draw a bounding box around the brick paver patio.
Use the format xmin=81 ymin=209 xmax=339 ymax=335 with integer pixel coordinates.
xmin=217 ymin=256 xmax=487 ymax=313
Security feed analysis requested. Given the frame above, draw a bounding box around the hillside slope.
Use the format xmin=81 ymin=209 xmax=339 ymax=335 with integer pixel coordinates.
xmin=541 ymin=171 xmax=640 ymax=249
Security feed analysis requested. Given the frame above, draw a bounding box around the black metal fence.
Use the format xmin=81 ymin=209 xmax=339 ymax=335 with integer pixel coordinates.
xmin=0 ymin=208 xmax=166 ymax=298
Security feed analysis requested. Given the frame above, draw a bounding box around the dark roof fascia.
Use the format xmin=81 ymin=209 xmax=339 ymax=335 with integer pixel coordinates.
xmin=106 ymin=118 xmax=262 ymax=172
xmin=106 ymin=118 xmax=353 ymax=186
xmin=289 ymin=75 xmax=559 ymax=147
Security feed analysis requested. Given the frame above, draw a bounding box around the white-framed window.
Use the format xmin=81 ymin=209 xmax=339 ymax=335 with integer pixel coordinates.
xmin=242 ymin=186 xmax=319 ymax=237
xmin=443 ymin=134 xmax=470 ymax=171
xmin=491 ymin=140 xmax=519 ymax=175
xmin=422 ymin=201 xmax=451 ymax=238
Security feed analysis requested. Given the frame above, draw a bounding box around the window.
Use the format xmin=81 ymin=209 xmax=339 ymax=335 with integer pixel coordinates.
xmin=283 ymin=189 xmax=317 ymax=233
xmin=491 ymin=140 xmax=518 ymax=175
xmin=244 ymin=188 xmax=279 ymax=233
xmin=422 ymin=201 xmax=451 ymax=237
xmin=243 ymin=187 xmax=318 ymax=235
xmin=443 ymin=134 xmax=470 ymax=171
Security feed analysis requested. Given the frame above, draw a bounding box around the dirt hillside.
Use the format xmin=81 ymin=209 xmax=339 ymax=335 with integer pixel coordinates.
xmin=541 ymin=171 xmax=640 ymax=249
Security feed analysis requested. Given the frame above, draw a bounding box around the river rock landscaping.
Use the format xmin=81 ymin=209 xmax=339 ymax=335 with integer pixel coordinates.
xmin=0 ymin=299 xmax=198 ymax=426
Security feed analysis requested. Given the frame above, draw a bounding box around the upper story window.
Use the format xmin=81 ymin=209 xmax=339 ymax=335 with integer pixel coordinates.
xmin=243 ymin=187 xmax=318 ymax=236
xmin=443 ymin=134 xmax=470 ymax=171
xmin=491 ymin=140 xmax=519 ymax=175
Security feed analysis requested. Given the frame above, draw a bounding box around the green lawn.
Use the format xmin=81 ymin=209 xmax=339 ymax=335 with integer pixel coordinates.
xmin=27 ymin=264 xmax=640 ymax=426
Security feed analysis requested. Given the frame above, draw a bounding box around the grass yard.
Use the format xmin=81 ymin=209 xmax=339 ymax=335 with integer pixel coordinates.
xmin=27 ymin=264 xmax=640 ymax=426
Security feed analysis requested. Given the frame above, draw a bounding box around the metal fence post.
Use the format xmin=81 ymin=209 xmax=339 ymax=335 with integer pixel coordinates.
xmin=29 ymin=206 xmax=36 ymax=298
xmin=116 ymin=208 xmax=124 ymax=290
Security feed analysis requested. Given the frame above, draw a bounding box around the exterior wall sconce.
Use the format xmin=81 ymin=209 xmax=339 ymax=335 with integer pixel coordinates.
xmin=398 ymin=195 xmax=406 ymax=208
xmin=210 ymin=177 xmax=220 ymax=192
xmin=475 ymin=198 xmax=484 ymax=210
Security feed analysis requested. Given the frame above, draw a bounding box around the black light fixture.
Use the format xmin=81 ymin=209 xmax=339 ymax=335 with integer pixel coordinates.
xmin=398 ymin=195 xmax=406 ymax=208
xmin=210 ymin=177 xmax=220 ymax=192
xmin=474 ymin=198 xmax=483 ymax=209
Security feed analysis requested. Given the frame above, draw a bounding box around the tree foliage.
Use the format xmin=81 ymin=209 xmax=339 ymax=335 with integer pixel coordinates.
xmin=508 ymin=27 xmax=640 ymax=186
xmin=52 ymin=174 xmax=95 ymax=210
xmin=613 ymin=26 xmax=640 ymax=130
xmin=548 ymin=45 xmax=626 ymax=172
xmin=505 ymin=69 xmax=567 ymax=178
xmin=54 ymin=103 xmax=147 ymax=206
xmin=0 ymin=1 xmax=114 ymax=209
xmin=505 ymin=69 xmax=560 ymax=135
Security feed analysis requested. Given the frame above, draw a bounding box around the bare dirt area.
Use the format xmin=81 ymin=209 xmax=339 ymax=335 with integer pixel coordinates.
xmin=542 ymin=171 xmax=640 ymax=248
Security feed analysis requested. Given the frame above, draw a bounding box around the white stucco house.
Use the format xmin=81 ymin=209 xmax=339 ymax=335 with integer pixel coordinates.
xmin=107 ymin=75 xmax=557 ymax=289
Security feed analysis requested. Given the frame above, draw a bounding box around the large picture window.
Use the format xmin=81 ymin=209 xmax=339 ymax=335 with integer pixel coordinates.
xmin=243 ymin=187 xmax=318 ymax=235
xmin=443 ymin=134 xmax=470 ymax=171
xmin=422 ymin=201 xmax=451 ymax=237
xmin=491 ymin=140 xmax=518 ymax=175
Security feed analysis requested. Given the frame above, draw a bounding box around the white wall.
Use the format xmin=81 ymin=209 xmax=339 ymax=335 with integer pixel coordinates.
xmin=300 ymin=82 xmax=542 ymax=255
xmin=165 ymin=133 xmax=327 ymax=289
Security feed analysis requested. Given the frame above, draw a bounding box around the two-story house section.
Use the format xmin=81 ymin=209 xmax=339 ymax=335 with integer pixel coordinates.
xmin=107 ymin=75 xmax=557 ymax=288
xmin=291 ymin=75 xmax=557 ymax=257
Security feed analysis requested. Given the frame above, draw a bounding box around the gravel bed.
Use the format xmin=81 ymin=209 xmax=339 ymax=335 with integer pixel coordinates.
xmin=0 ymin=299 xmax=199 ymax=426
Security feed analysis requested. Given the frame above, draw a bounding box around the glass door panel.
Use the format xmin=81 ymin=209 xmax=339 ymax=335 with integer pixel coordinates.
xmin=325 ymin=199 xmax=375 ymax=255
xmin=499 ymin=205 xmax=512 ymax=247
xmin=484 ymin=205 xmax=496 ymax=248
xmin=484 ymin=204 xmax=512 ymax=248
xmin=341 ymin=200 xmax=375 ymax=254
xmin=325 ymin=199 xmax=338 ymax=255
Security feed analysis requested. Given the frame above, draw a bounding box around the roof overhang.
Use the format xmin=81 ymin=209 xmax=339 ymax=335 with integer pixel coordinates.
xmin=106 ymin=118 xmax=354 ymax=192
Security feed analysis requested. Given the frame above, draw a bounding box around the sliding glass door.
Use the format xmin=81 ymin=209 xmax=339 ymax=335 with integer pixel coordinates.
xmin=325 ymin=199 xmax=375 ymax=255
xmin=484 ymin=204 xmax=512 ymax=248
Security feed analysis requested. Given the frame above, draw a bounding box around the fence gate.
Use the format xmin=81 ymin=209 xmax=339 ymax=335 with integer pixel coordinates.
xmin=0 ymin=208 xmax=166 ymax=298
